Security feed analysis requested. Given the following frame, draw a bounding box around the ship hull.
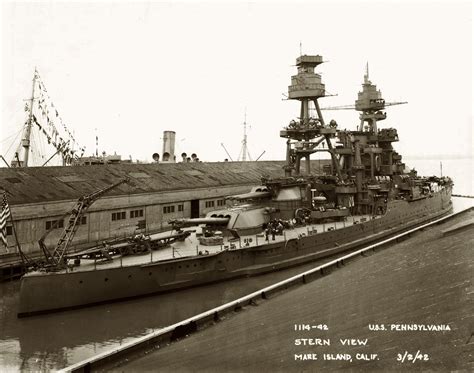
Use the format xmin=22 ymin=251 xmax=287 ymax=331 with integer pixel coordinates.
xmin=18 ymin=188 xmax=452 ymax=317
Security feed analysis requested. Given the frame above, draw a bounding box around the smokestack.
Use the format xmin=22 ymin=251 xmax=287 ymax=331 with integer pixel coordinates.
xmin=162 ymin=130 xmax=176 ymax=163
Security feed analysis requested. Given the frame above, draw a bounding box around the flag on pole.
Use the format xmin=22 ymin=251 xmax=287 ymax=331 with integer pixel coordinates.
xmin=0 ymin=192 xmax=11 ymax=246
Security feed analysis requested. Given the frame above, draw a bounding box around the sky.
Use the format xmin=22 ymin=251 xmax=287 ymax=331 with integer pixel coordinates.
xmin=1 ymin=0 xmax=472 ymax=165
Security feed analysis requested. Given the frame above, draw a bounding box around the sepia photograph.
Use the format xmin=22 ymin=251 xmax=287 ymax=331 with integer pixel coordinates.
xmin=0 ymin=0 xmax=472 ymax=371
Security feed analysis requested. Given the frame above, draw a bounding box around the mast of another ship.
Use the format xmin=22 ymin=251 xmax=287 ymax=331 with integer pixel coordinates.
xmin=238 ymin=110 xmax=252 ymax=161
xmin=19 ymin=68 xmax=38 ymax=167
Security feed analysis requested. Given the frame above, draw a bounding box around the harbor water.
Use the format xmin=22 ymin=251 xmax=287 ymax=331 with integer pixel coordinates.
xmin=0 ymin=257 xmax=342 ymax=371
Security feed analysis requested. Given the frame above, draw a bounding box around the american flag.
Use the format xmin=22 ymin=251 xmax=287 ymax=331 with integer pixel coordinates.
xmin=0 ymin=192 xmax=11 ymax=246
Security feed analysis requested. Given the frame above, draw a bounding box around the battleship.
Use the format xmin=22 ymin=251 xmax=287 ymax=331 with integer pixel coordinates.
xmin=17 ymin=54 xmax=452 ymax=317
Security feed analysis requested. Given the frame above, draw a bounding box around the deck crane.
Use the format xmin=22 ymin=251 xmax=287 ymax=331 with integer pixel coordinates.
xmin=38 ymin=177 xmax=130 ymax=269
xmin=320 ymin=100 xmax=407 ymax=111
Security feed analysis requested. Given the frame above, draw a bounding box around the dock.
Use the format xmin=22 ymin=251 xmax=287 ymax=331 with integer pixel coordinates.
xmin=62 ymin=206 xmax=473 ymax=372
xmin=441 ymin=216 xmax=474 ymax=236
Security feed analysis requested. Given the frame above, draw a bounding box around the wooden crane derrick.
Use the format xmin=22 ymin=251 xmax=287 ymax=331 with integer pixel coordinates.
xmin=39 ymin=177 xmax=130 ymax=270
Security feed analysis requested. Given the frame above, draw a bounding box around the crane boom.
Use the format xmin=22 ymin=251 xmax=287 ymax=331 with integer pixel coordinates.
xmin=220 ymin=143 xmax=234 ymax=161
xmin=321 ymin=101 xmax=407 ymax=111
xmin=384 ymin=101 xmax=408 ymax=107
xmin=41 ymin=177 xmax=130 ymax=268
xmin=320 ymin=104 xmax=355 ymax=111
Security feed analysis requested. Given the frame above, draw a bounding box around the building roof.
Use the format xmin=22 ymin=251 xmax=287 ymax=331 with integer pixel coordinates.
xmin=0 ymin=161 xmax=329 ymax=205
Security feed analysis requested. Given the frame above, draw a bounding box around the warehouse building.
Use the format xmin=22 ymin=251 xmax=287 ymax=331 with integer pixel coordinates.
xmin=0 ymin=160 xmax=328 ymax=256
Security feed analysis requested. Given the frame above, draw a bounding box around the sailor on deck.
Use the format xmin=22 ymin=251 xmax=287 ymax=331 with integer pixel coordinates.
xmin=101 ymin=241 xmax=113 ymax=261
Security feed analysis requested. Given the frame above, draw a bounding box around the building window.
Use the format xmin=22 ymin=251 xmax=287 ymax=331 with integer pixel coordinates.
xmin=205 ymin=201 xmax=215 ymax=208
xmin=77 ymin=216 xmax=87 ymax=225
xmin=111 ymin=211 xmax=126 ymax=221
xmin=46 ymin=219 xmax=64 ymax=230
xmin=130 ymin=209 xmax=144 ymax=218
xmin=6 ymin=226 xmax=12 ymax=236
xmin=178 ymin=204 xmax=184 ymax=212
xmin=217 ymin=199 xmax=226 ymax=207
xmin=163 ymin=205 xmax=175 ymax=214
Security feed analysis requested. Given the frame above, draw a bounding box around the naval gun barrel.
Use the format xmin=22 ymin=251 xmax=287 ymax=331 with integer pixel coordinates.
xmin=227 ymin=191 xmax=271 ymax=200
xmin=170 ymin=217 xmax=230 ymax=228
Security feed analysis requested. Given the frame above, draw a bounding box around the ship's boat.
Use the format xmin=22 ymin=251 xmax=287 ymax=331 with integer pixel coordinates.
xmin=17 ymin=54 xmax=452 ymax=317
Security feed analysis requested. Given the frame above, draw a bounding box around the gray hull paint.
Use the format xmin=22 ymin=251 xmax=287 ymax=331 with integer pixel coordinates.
xmin=18 ymin=188 xmax=452 ymax=316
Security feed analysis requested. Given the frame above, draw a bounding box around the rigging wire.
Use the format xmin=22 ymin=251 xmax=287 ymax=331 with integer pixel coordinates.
xmin=2 ymin=100 xmax=26 ymax=131
xmin=30 ymin=126 xmax=44 ymax=165
xmin=4 ymin=69 xmax=86 ymax=166
xmin=28 ymin=128 xmax=38 ymax=165
xmin=1 ymin=126 xmax=24 ymax=145
xmin=2 ymin=128 xmax=24 ymax=159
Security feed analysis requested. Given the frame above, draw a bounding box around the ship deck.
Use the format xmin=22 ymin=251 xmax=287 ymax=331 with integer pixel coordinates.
xmin=57 ymin=214 xmax=378 ymax=274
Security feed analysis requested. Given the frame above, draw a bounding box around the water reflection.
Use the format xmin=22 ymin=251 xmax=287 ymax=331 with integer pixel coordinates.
xmin=0 ymin=260 xmax=328 ymax=371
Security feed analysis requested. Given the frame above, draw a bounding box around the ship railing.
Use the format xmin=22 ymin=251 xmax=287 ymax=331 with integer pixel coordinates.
xmin=276 ymin=214 xmax=380 ymax=246
xmin=64 ymin=215 xmax=382 ymax=272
